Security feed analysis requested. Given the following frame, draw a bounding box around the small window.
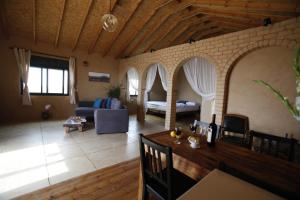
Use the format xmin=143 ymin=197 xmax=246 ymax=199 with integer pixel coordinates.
xmin=27 ymin=55 xmax=69 ymax=96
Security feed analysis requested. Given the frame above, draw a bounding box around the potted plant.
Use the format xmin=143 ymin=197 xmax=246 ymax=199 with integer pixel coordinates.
xmin=254 ymin=46 xmax=300 ymax=121
xmin=107 ymin=85 xmax=121 ymax=99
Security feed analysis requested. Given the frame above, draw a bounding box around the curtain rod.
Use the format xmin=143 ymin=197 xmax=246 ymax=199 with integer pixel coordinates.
xmin=9 ymin=46 xmax=70 ymax=61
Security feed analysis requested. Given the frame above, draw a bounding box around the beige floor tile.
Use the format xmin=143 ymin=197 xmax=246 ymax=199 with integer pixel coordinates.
xmin=47 ymin=156 xmax=96 ymax=185
xmin=0 ymin=165 xmax=49 ymax=199
xmin=44 ymin=143 xmax=85 ymax=164
xmin=0 ymin=114 xmax=176 ymax=198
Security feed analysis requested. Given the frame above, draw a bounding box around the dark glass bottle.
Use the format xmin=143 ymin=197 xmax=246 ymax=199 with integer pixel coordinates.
xmin=207 ymin=114 xmax=217 ymax=147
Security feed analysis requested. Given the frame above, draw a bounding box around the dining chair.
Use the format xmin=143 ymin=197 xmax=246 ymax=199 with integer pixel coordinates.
xmin=220 ymin=114 xmax=249 ymax=147
xmin=139 ymin=134 xmax=197 ymax=200
xmin=218 ymin=161 xmax=288 ymax=199
xmin=248 ymin=130 xmax=298 ymax=162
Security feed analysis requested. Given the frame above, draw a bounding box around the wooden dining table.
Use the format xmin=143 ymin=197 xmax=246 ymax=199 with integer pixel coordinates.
xmin=138 ymin=131 xmax=300 ymax=200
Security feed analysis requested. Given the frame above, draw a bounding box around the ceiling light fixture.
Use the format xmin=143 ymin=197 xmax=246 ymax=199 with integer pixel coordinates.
xmin=101 ymin=0 xmax=118 ymax=32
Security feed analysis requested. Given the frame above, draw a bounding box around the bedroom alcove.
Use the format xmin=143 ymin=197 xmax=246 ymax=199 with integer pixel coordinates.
xmin=143 ymin=63 xmax=168 ymax=125
xmin=120 ymin=67 xmax=139 ymax=116
xmin=172 ymin=57 xmax=217 ymax=130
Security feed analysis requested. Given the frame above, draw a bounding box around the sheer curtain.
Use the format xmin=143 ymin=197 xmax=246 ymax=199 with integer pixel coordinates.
xmin=69 ymin=57 xmax=77 ymax=104
xmin=183 ymin=57 xmax=216 ymax=101
xmin=14 ymin=48 xmax=32 ymax=105
xmin=127 ymin=68 xmax=139 ymax=101
xmin=144 ymin=64 xmax=158 ymax=108
xmin=157 ymin=64 xmax=167 ymax=91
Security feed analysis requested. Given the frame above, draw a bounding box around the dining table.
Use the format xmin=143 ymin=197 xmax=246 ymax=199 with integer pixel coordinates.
xmin=137 ymin=131 xmax=300 ymax=200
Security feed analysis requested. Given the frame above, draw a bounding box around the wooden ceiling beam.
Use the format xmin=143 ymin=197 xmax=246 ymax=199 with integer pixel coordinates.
xmin=112 ymin=0 xmax=163 ymax=58
xmin=193 ymin=27 xmax=223 ymax=41
xmin=54 ymin=0 xmax=66 ymax=48
xmin=88 ymin=0 xmax=118 ymax=54
xmin=206 ymin=16 xmax=261 ymax=28
xmin=154 ymin=24 xmax=190 ymax=50
xmin=172 ymin=22 xmax=217 ymax=46
xmin=72 ymin=0 xmax=94 ymax=51
xmin=0 ymin=0 xmax=9 ymax=39
xmin=214 ymin=21 xmax=249 ymax=30
xmin=32 ymin=0 xmax=36 ymax=43
xmin=102 ymin=0 xmax=142 ymax=56
xmin=143 ymin=15 xmax=210 ymax=53
xmin=190 ymin=0 xmax=300 ymax=14
xmin=190 ymin=6 xmax=294 ymax=22
xmin=120 ymin=0 xmax=192 ymax=58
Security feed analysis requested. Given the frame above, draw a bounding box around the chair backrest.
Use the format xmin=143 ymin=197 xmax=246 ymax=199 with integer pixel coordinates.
xmin=218 ymin=161 xmax=288 ymax=199
xmin=139 ymin=134 xmax=173 ymax=199
xmin=222 ymin=114 xmax=249 ymax=135
xmin=197 ymin=121 xmax=221 ymax=139
xmin=249 ymin=130 xmax=298 ymax=162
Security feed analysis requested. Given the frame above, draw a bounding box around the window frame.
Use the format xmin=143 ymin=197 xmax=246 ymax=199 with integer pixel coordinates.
xmin=25 ymin=55 xmax=69 ymax=96
xmin=28 ymin=67 xmax=69 ymax=96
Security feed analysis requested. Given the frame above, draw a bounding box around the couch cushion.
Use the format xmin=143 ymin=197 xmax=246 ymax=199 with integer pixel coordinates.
xmin=93 ymin=98 xmax=102 ymax=108
xmin=111 ymin=98 xmax=121 ymax=110
xmin=75 ymin=107 xmax=96 ymax=117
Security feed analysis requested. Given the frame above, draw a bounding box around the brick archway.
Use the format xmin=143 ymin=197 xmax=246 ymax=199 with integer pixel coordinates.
xmin=219 ymin=39 xmax=298 ymax=123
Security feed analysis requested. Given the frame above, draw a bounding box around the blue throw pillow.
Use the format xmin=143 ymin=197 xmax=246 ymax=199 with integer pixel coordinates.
xmin=93 ymin=98 xmax=102 ymax=108
xmin=106 ymin=98 xmax=112 ymax=109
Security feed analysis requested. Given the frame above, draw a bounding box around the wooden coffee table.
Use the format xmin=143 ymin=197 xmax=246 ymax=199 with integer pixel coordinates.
xmin=63 ymin=116 xmax=87 ymax=134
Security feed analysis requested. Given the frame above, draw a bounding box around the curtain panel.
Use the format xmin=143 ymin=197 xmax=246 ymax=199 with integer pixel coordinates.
xmin=69 ymin=57 xmax=77 ymax=104
xmin=127 ymin=68 xmax=139 ymax=101
xmin=183 ymin=57 xmax=216 ymax=101
xmin=144 ymin=64 xmax=158 ymax=108
xmin=14 ymin=48 xmax=32 ymax=106
xmin=157 ymin=64 xmax=167 ymax=91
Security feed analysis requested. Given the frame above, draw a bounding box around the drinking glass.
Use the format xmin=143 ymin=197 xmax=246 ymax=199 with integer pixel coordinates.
xmin=174 ymin=127 xmax=182 ymax=144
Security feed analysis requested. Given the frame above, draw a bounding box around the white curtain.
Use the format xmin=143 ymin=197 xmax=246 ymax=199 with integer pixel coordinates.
xmin=69 ymin=57 xmax=77 ymax=104
xmin=183 ymin=57 xmax=216 ymax=101
xmin=127 ymin=68 xmax=139 ymax=101
xmin=14 ymin=48 xmax=32 ymax=105
xmin=144 ymin=64 xmax=158 ymax=107
xmin=157 ymin=64 xmax=167 ymax=91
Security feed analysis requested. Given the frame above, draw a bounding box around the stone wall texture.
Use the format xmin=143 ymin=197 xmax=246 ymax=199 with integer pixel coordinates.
xmin=118 ymin=17 xmax=300 ymax=130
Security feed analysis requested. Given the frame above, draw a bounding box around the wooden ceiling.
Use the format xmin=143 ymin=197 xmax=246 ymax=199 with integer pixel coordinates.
xmin=0 ymin=0 xmax=299 ymax=58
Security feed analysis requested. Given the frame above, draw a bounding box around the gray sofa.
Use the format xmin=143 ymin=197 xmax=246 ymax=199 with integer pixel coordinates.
xmin=94 ymin=109 xmax=129 ymax=134
xmin=75 ymin=101 xmax=129 ymax=134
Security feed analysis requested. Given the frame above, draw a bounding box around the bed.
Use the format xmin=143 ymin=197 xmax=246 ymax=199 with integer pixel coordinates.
xmin=146 ymin=100 xmax=200 ymax=115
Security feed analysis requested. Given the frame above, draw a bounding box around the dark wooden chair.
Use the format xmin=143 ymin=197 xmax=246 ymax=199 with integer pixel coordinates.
xmin=139 ymin=134 xmax=197 ymax=200
xmin=218 ymin=161 xmax=291 ymax=199
xmin=248 ymin=130 xmax=298 ymax=162
xmin=220 ymin=114 xmax=249 ymax=147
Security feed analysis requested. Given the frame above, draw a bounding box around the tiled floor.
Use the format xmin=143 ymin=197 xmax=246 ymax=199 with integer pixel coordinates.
xmin=0 ymin=115 xmax=165 ymax=199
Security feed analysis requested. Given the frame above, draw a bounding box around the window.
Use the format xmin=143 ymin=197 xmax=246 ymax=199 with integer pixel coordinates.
xmin=27 ymin=55 xmax=69 ymax=96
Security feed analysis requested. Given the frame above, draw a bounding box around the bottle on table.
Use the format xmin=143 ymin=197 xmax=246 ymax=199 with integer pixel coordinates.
xmin=207 ymin=114 xmax=217 ymax=147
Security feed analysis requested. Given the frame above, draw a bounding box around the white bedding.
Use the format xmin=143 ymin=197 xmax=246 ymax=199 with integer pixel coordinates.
xmin=147 ymin=101 xmax=200 ymax=113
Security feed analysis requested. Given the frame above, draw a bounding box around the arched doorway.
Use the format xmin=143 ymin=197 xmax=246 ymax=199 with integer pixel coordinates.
xmin=121 ymin=67 xmax=139 ymax=115
xmin=143 ymin=63 xmax=168 ymax=127
xmin=172 ymin=57 xmax=217 ymax=130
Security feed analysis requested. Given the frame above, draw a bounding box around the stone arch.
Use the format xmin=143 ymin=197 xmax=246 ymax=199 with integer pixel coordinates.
xmin=165 ymin=54 xmax=218 ymax=129
xmin=139 ymin=62 xmax=168 ymax=121
xmin=220 ymin=39 xmax=298 ymax=123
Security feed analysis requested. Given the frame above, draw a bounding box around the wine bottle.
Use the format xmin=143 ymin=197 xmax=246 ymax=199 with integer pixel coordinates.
xmin=207 ymin=114 xmax=217 ymax=147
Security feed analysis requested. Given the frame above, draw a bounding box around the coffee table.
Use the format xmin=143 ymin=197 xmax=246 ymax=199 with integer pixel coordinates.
xmin=63 ymin=116 xmax=87 ymax=134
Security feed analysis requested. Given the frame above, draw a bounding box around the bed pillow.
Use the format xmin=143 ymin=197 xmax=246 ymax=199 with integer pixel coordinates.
xmin=93 ymin=98 xmax=102 ymax=108
xmin=177 ymin=100 xmax=187 ymax=104
xmin=186 ymin=101 xmax=196 ymax=106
